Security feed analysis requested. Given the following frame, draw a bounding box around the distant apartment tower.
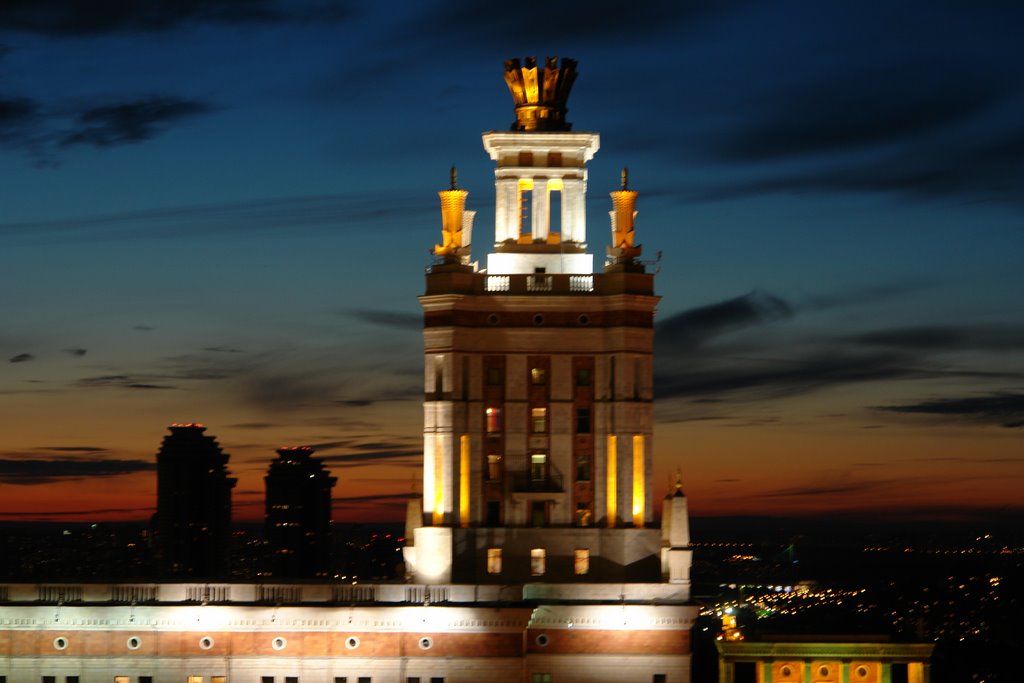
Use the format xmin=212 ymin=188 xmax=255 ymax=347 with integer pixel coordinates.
xmin=154 ymin=423 xmax=236 ymax=578
xmin=264 ymin=446 xmax=337 ymax=578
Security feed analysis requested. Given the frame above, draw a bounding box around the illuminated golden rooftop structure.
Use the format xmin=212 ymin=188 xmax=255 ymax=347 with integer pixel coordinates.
xmin=483 ymin=56 xmax=600 ymax=275
xmin=432 ymin=165 xmax=475 ymax=264
xmin=503 ymin=56 xmax=578 ymax=132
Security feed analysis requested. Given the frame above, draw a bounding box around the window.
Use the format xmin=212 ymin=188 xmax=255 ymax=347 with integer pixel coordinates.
xmin=531 ymin=407 xmax=547 ymax=433
xmin=407 ymin=679 xmax=420 ymax=683
xmin=487 ymin=367 xmax=503 ymax=385
xmin=67 ymin=678 xmax=79 ymax=683
xmin=285 ymin=678 xmax=299 ymax=683
xmin=531 ymin=501 xmax=546 ymax=527
xmin=139 ymin=677 xmax=153 ymax=683
xmin=653 ymin=676 xmax=667 ymax=683
xmin=187 ymin=678 xmax=203 ymax=683
xmin=575 ymin=407 xmax=591 ymax=434
xmin=576 ymin=368 xmax=591 ymax=386
xmin=487 ymin=454 xmax=502 ymax=480
xmin=486 ymin=501 xmax=501 ymax=526
xmin=357 ymin=678 xmax=372 ymax=683
xmin=334 ymin=679 xmax=347 ymax=683
xmin=115 ymin=678 xmax=130 ymax=683
xmin=486 ymin=407 xmax=502 ymax=433
xmin=530 ymin=367 xmax=547 ymax=384
xmin=431 ymin=679 xmax=445 ymax=683
xmin=576 ymin=454 xmax=591 ymax=481
xmin=575 ymin=502 xmax=592 ymax=527
xmin=42 ymin=678 xmax=56 ymax=683
xmin=531 ymin=453 xmax=547 ymax=481
xmin=487 ymin=548 xmax=502 ymax=574
xmin=263 ymin=678 xmax=275 ymax=683
xmin=574 ymin=549 xmax=590 ymax=575
xmin=212 ymin=677 xmax=226 ymax=683
xmin=532 ymin=675 xmax=552 ymax=683
xmin=530 ymin=548 xmax=546 ymax=576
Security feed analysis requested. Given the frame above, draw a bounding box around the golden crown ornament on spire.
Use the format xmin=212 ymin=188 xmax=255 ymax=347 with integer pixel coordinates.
xmin=608 ymin=166 xmax=641 ymax=263
xmin=434 ymin=165 xmax=475 ymax=263
xmin=503 ymin=56 xmax=578 ymax=131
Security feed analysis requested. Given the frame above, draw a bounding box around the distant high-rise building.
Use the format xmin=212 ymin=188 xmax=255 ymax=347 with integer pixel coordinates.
xmin=264 ymin=446 xmax=336 ymax=578
xmin=153 ymin=423 xmax=236 ymax=578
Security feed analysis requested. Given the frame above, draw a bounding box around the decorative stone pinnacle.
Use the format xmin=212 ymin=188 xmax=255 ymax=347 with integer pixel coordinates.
xmin=450 ymin=164 xmax=458 ymax=190
xmin=621 ymin=167 xmax=629 ymax=191
xmin=503 ymin=56 xmax=578 ymax=131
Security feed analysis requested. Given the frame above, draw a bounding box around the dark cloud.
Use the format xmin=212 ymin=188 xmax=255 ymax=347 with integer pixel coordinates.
xmin=203 ymin=346 xmax=243 ymax=353
xmin=0 ymin=457 xmax=154 ymax=485
xmin=9 ymin=353 xmax=33 ymax=363
xmin=1 ymin=191 xmax=429 ymax=244
xmin=656 ymin=290 xmax=792 ymax=351
xmin=63 ymin=347 xmax=87 ymax=357
xmin=227 ymin=422 xmax=277 ymax=429
xmin=876 ymin=392 xmax=1024 ymax=429
xmin=32 ymin=446 xmax=107 ymax=453
xmin=74 ymin=374 xmax=177 ymax=390
xmin=335 ymin=399 xmax=374 ymax=407
xmin=59 ymin=97 xmax=213 ymax=148
xmin=713 ymin=62 xmax=1009 ymax=162
xmin=0 ymin=96 xmax=38 ymax=135
xmin=0 ymin=505 xmax=154 ymax=518
xmin=333 ymin=492 xmax=417 ymax=504
xmin=850 ymin=325 xmax=1024 ymax=352
xmin=410 ymin=0 xmax=740 ymax=47
xmin=695 ymin=132 xmax=1024 ymax=205
xmin=0 ymin=1 xmax=354 ymax=36
xmin=345 ymin=309 xmax=421 ymax=331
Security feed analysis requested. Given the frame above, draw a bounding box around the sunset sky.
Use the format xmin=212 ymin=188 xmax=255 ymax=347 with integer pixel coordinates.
xmin=1 ymin=1 xmax=1022 ymax=525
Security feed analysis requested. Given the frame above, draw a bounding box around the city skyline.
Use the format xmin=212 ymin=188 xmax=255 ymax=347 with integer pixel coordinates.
xmin=2 ymin=1 xmax=1022 ymax=525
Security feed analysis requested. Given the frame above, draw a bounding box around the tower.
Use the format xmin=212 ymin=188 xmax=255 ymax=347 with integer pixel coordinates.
xmin=406 ymin=55 xmax=691 ymax=589
xmin=402 ymin=58 xmax=696 ymax=682
xmin=264 ymin=446 xmax=337 ymax=578
xmin=153 ymin=423 xmax=236 ymax=578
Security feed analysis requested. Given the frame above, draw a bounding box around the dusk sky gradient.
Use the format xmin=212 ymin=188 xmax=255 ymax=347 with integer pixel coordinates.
xmin=1 ymin=0 xmax=1022 ymax=525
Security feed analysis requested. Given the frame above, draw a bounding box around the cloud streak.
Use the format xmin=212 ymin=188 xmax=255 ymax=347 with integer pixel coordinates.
xmin=0 ymin=457 xmax=155 ymax=484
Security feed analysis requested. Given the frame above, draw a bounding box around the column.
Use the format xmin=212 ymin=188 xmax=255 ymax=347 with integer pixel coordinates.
xmin=562 ymin=177 xmax=584 ymax=242
xmin=495 ymin=177 xmax=519 ymax=242
xmin=840 ymin=661 xmax=850 ymax=683
xmin=532 ymin=177 xmax=549 ymax=242
xmin=881 ymin=663 xmax=892 ymax=683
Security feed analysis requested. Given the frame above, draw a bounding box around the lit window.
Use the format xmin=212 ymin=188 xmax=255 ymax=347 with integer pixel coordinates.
xmin=487 ymin=454 xmax=502 ymax=480
xmin=576 ymin=454 xmax=591 ymax=481
xmin=187 ymin=678 xmax=203 ymax=683
xmin=575 ymin=503 xmax=592 ymax=527
xmin=114 ymin=679 xmax=129 ymax=683
xmin=575 ymin=407 xmax=591 ymax=433
xmin=531 ymin=367 xmax=547 ymax=385
xmin=530 ymin=548 xmax=546 ymax=576
xmin=211 ymin=677 xmax=226 ymax=683
xmin=487 ymin=547 xmax=502 ymax=574
xmin=574 ymin=549 xmax=590 ymax=575
xmin=576 ymin=368 xmax=591 ymax=386
xmin=486 ymin=407 xmax=502 ymax=433
xmin=530 ymin=454 xmax=547 ymax=481
xmin=531 ymin=407 xmax=547 ymax=433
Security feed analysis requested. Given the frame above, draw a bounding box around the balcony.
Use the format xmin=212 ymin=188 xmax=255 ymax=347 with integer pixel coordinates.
xmin=509 ymin=471 xmax=564 ymax=493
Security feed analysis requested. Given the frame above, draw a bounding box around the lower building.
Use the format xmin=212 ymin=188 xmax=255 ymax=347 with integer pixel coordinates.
xmin=715 ymin=636 xmax=934 ymax=683
xmin=0 ymin=582 xmax=694 ymax=683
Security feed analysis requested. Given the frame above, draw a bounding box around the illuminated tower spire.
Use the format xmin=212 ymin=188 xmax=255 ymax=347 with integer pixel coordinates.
xmin=433 ymin=165 xmax=475 ymax=265
xmin=483 ymin=56 xmax=599 ymax=275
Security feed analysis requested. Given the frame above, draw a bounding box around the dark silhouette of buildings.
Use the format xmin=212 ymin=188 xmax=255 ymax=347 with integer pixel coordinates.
xmin=264 ymin=446 xmax=336 ymax=578
xmin=153 ymin=423 xmax=236 ymax=578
